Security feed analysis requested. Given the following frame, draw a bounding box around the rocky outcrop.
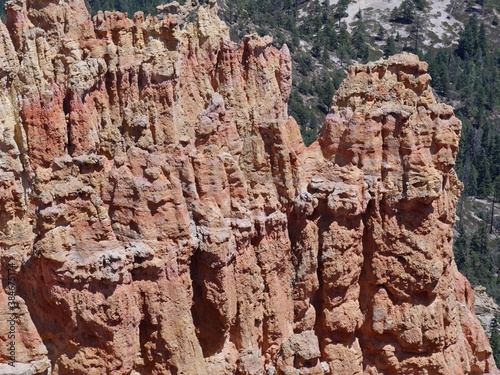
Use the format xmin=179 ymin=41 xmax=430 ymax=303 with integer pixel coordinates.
xmin=0 ymin=1 xmax=497 ymax=374
xmin=474 ymin=286 xmax=500 ymax=336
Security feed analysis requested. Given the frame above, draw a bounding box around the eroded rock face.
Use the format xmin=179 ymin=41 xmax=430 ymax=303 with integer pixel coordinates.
xmin=0 ymin=1 xmax=496 ymax=374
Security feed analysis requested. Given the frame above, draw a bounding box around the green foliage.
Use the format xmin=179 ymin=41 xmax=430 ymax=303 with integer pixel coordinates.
xmin=351 ymin=14 xmax=370 ymax=62
xmin=333 ymin=0 xmax=350 ymax=25
xmin=389 ymin=0 xmax=429 ymax=26
xmin=413 ymin=0 xmax=428 ymax=11
xmin=315 ymin=69 xmax=343 ymax=111
xmin=337 ymin=27 xmax=353 ymax=63
xmin=490 ymin=314 xmax=500 ymax=365
xmin=426 ymin=49 xmax=450 ymax=94
xmin=295 ymin=51 xmax=314 ymax=75
xmin=399 ymin=0 xmax=416 ymax=22
xmin=436 ymin=14 xmax=500 ymax=205
xmin=390 ymin=0 xmax=417 ymax=24
xmin=323 ymin=22 xmax=339 ymax=49
xmin=288 ymin=90 xmax=320 ymax=145
xmin=454 ymin=233 xmax=468 ymax=270
xmin=376 ymin=25 xmax=385 ymax=41
xmin=85 ymin=0 xmax=175 ymax=16
xmin=477 ymin=150 xmax=493 ymax=198
xmin=457 ymin=16 xmax=481 ymax=60
xmin=455 ymin=223 xmax=496 ymax=294
xmin=384 ymin=36 xmax=397 ymax=57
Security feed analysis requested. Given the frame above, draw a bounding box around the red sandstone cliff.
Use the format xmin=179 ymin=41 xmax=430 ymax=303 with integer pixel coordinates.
xmin=0 ymin=1 xmax=497 ymax=374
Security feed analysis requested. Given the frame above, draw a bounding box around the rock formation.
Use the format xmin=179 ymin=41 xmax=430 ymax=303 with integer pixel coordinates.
xmin=474 ymin=286 xmax=500 ymax=336
xmin=0 ymin=0 xmax=497 ymax=374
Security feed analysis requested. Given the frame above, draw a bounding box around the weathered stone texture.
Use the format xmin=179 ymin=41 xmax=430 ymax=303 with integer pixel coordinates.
xmin=0 ymin=1 xmax=497 ymax=374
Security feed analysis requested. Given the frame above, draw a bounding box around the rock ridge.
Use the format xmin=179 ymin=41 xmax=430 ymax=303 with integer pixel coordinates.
xmin=0 ymin=1 xmax=497 ymax=374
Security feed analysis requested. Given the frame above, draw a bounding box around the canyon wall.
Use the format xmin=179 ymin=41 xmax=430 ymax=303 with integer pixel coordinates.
xmin=0 ymin=0 xmax=497 ymax=374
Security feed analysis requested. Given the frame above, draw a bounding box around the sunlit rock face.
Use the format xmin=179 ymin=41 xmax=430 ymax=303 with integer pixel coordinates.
xmin=0 ymin=1 xmax=497 ymax=374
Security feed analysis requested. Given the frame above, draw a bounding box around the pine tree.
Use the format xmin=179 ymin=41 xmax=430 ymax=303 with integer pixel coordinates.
xmin=432 ymin=50 xmax=450 ymax=94
xmin=457 ymin=16 xmax=479 ymax=60
xmin=410 ymin=15 xmax=423 ymax=53
xmin=322 ymin=23 xmax=338 ymax=50
xmin=489 ymin=176 xmax=500 ymax=233
xmin=351 ymin=17 xmax=369 ymax=62
xmin=334 ymin=0 xmax=350 ymax=28
xmin=399 ymin=0 xmax=416 ymax=23
xmin=384 ymin=36 xmax=397 ymax=57
xmin=390 ymin=7 xmax=399 ymax=22
xmin=414 ymin=0 xmax=427 ymax=11
xmin=469 ymin=223 xmax=493 ymax=288
xmin=490 ymin=314 xmax=500 ymax=364
xmin=321 ymin=0 xmax=329 ymax=21
xmin=376 ymin=25 xmax=385 ymax=41
xmin=311 ymin=39 xmax=323 ymax=58
xmin=337 ymin=27 xmax=352 ymax=62
xmin=491 ymin=136 xmax=500 ymax=178
xmin=495 ymin=177 xmax=500 ymax=201
xmin=477 ymin=151 xmax=493 ymax=198
xmin=454 ymin=234 xmax=468 ymax=271
xmin=479 ymin=23 xmax=487 ymax=56
xmin=479 ymin=168 xmax=493 ymax=198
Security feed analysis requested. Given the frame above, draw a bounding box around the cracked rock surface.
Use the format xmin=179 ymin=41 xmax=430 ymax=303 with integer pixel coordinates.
xmin=0 ymin=1 xmax=497 ymax=374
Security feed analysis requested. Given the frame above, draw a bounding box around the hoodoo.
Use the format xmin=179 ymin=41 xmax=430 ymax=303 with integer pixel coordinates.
xmin=0 ymin=1 xmax=497 ymax=374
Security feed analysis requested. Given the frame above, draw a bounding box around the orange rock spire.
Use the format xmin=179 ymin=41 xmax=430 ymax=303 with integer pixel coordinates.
xmin=0 ymin=1 xmax=496 ymax=374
